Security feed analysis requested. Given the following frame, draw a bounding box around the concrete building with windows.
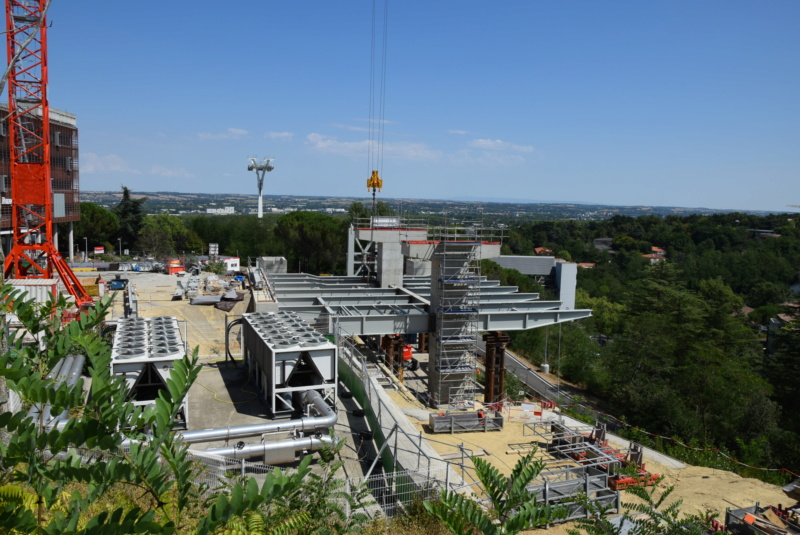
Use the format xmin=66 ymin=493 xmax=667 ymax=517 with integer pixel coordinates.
xmin=0 ymin=105 xmax=82 ymax=260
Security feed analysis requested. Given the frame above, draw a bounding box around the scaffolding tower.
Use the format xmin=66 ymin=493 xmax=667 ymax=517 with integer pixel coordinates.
xmin=428 ymin=226 xmax=483 ymax=408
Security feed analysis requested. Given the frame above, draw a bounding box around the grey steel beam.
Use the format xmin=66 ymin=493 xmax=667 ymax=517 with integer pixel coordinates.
xmin=273 ymin=288 xmax=400 ymax=297
xmin=275 ymin=293 xmax=541 ymax=307
xmin=329 ymin=306 xmax=590 ymax=336
xmin=281 ymin=295 xmax=423 ymax=306
xmin=478 ymin=309 xmax=591 ymax=331
xmin=279 ymin=300 xmax=572 ymax=317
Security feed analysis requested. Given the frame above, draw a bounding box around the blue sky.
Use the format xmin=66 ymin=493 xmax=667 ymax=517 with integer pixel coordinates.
xmin=38 ymin=1 xmax=800 ymax=212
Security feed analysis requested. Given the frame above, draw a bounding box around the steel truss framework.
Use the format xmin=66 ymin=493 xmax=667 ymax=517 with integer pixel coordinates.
xmin=266 ymin=221 xmax=592 ymax=408
xmin=267 ymin=273 xmax=591 ymax=336
xmin=4 ymin=0 xmax=90 ymax=306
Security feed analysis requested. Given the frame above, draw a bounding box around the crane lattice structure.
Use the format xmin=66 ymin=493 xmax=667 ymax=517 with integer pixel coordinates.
xmin=4 ymin=0 xmax=91 ymax=307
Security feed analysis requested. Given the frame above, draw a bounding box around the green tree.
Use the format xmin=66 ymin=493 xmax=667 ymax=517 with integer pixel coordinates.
xmin=424 ymin=449 xmax=565 ymax=535
xmin=0 ymin=288 xmax=352 ymax=534
xmin=0 ymin=289 xmax=199 ymax=532
xmin=253 ymin=434 xmax=372 ymax=535
xmin=185 ymin=214 xmax=281 ymax=259
xmin=72 ymin=202 xmax=120 ymax=254
xmin=113 ymin=186 xmax=148 ymax=248
xmin=274 ymin=212 xmax=348 ymax=274
xmin=348 ymin=202 xmax=370 ymax=223
xmin=604 ymin=273 xmax=773 ymax=447
xmin=137 ymin=214 xmax=204 ymax=257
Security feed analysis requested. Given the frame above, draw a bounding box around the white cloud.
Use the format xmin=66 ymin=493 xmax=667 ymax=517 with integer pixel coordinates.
xmin=452 ymin=149 xmax=526 ymax=166
xmin=305 ymin=133 xmax=371 ymax=158
xmin=449 ymin=129 xmax=469 ymax=135
xmin=469 ymin=138 xmax=534 ymax=153
xmin=265 ymin=131 xmax=294 ymax=140
xmin=306 ymin=133 xmax=441 ymax=161
xmin=329 ymin=123 xmax=370 ymax=132
xmin=382 ymin=141 xmax=441 ymax=161
xmin=149 ymin=165 xmax=194 ymax=178
xmin=197 ymin=127 xmax=249 ymax=140
xmin=81 ymin=153 xmax=141 ymax=174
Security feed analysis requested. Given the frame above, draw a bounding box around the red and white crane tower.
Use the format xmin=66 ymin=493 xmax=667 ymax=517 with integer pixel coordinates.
xmin=4 ymin=0 xmax=92 ymax=308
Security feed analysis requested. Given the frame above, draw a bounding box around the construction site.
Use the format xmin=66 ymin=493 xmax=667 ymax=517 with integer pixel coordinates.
xmin=1 ymin=1 xmax=798 ymax=533
xmin=51 ymin=217 xmax=796 ymax=533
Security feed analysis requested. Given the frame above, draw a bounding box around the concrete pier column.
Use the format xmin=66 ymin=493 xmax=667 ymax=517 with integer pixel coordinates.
xmin=68 ymin=222 xmax=74 ymax=263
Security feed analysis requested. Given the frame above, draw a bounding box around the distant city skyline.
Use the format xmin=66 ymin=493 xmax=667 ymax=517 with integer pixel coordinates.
xmin=36 ymin=1 xmax=800 ymax=213
xmin=83 ymin=189 xmax=786 ymax=217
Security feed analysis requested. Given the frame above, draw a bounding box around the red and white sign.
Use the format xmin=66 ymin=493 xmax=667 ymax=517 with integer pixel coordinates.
xmin=94 ymin=246 xmax=105 ymax=254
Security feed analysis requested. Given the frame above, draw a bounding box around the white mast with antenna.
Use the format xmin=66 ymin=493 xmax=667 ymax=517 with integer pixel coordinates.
xmin=247 ymin=157 xmax=275 ymax=219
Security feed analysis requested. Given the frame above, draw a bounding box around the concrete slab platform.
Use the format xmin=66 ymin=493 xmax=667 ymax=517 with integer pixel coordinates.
xmin=186 ymin=360 xmax=271 ymax=451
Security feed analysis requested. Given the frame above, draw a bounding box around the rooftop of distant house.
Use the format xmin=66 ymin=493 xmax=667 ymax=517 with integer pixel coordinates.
xmin=748 ymin=229 xmax=781 ymax=239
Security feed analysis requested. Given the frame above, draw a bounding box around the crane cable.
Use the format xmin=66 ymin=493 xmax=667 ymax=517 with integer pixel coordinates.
xmin=366 ymin=0 xmax=389 ymax=218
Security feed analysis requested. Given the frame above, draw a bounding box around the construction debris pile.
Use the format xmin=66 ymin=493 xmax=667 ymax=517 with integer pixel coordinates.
xmin=725 ymin=481 xmax=800 ymax=535
xmin=172 ymin=274 xmax=245 ymax=311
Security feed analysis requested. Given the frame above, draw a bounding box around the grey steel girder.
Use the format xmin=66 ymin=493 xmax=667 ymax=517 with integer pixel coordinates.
xmin=331 ymin=307 xmax=590 ymax=336
xmin=283 ymin=301 xmax=590 ymax=336
xmin=273 ymin=292 xmax=543 ymax=307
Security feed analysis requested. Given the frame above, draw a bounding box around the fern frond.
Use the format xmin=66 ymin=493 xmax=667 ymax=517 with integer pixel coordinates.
xmin=0 ymin=484 xmax=38 ymax=511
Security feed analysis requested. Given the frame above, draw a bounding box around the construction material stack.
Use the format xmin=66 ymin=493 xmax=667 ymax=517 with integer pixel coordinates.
xmin=726 ymin=504 xmax=800 ymax=535
xmin=530 ymin=421 xmax=660 ymax=491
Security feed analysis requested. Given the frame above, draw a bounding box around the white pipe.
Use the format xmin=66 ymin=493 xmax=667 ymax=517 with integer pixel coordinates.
xmin=26 ymin=356 xmax=70 ymax=421
xmin=31 ymin=355 xmax=76 ymax=424
xmin=180 ymin=390 xmax=335 ymax=444
xmin=202 ymin=434 xmax=334 ymax=462
xmin=51 ymin=355 xmax=86 ymax=429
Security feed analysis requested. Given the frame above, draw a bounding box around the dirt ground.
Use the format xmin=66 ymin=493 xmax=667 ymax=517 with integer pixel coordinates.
xmin=386 ymin=388 xmax=791 ymax=532
xmin=97 ymin=270 xmax=248 ymax=359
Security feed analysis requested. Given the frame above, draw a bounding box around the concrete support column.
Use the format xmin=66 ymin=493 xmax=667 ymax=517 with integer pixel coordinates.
xmin=377 ymin=242 xmax=402 ymax=288
xmin=347 ymin=225 xmax=355 ymax=277
xmin=482 ymin=331 xmax=510 ymax=404
xmin=68 ymin=221 xmax=74 ymax=263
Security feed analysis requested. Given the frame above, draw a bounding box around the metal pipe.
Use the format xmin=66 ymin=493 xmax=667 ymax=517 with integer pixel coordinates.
xmin=180 ymin=390 xmax=336 ymax=444
xmin=27 ymin=357 xmax=68 ymax=420
xmin=51 ymin=355 xmax=86 ymax=429
xmin=31 ymin=355 xmax=76 ymax=424
xmin=202 ymin=434 xmax=334 ymax=461
xmin=26 ymin=356 xmax=69 ymax=421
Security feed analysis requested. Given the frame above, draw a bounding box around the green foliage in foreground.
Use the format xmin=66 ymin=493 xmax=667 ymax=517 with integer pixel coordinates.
xmin=424 ymin=449 xmax=566 ymax=535
xmin=0 ymin=287 xmax=371 ymax=534
xmin=568 ymin=474 xmax=714 ymax=535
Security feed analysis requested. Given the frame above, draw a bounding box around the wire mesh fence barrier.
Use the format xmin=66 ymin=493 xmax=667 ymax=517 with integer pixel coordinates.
xmin=186 ymin=448 xmax=285 ymax=497
xmin=346 ymin=466 xmax=459 ymax=520
xmin=337 ymin=333 xmax=455 ymax=475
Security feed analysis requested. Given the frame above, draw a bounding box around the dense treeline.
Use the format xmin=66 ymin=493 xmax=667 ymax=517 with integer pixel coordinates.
xmin=507 ymin=213 xmax=800 ymax=309
xmin=69 ymin=191 xmax=376 ymax=275
xmin=501 ymin=213 xmax=800 ymax=481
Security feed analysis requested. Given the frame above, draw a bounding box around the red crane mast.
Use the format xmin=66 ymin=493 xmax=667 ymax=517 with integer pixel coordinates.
xmin=4 ymin=0 xmax=92 ymax=307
